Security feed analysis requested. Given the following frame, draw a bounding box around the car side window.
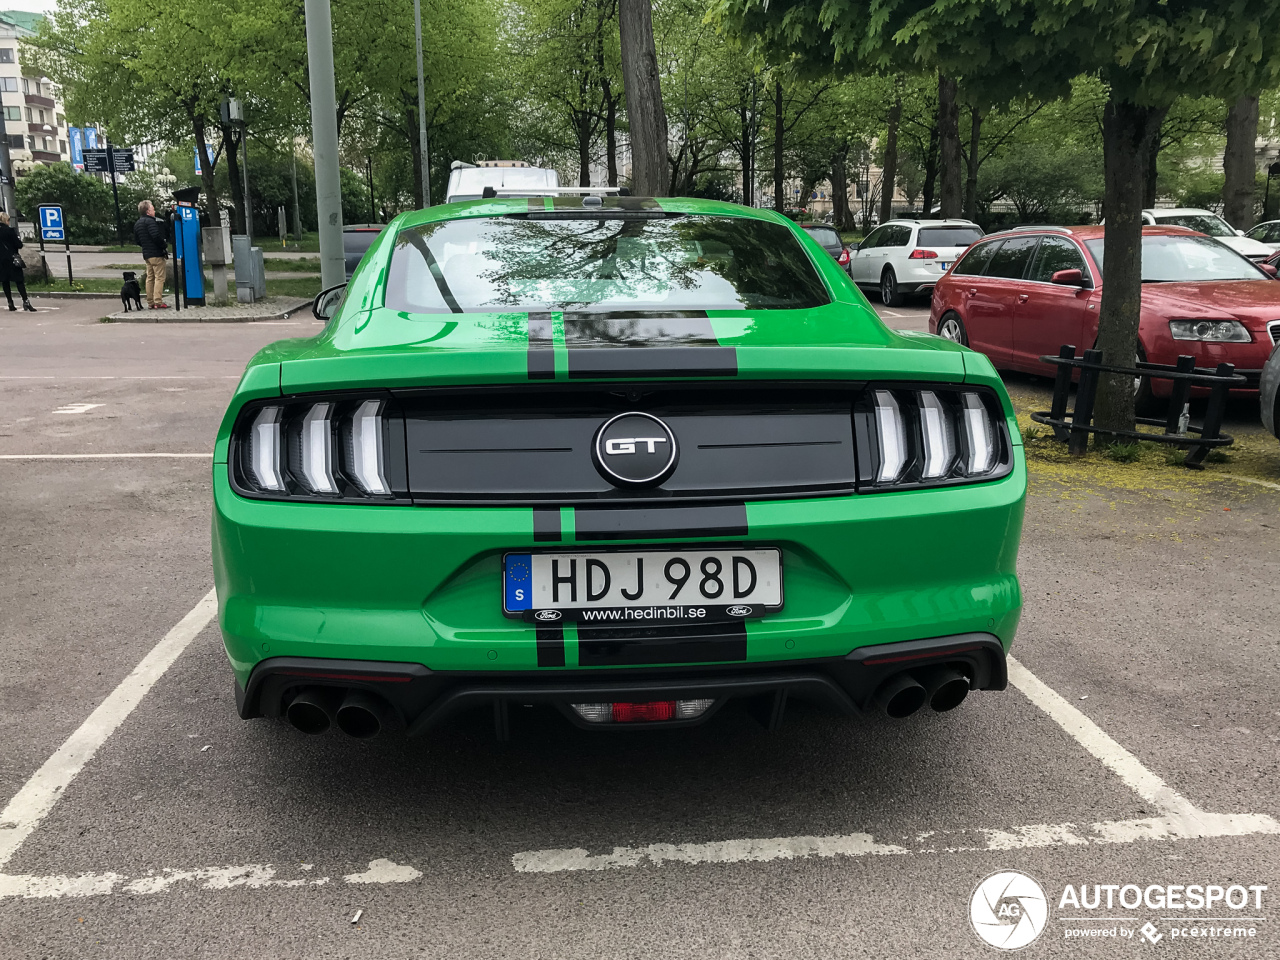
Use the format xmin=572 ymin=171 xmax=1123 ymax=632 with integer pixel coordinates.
xmin=952 ymin=239 xmax=1001 ymax=276
xmin=985 ymin=236 xmax=1040 ymax=280
xmin=884 ymin=225 xmax=911 ymax=247
xmin=1028 ymin=236 xmax=1088 ymax=283
xmin=860 ymin=227 xmax=885 ymax=249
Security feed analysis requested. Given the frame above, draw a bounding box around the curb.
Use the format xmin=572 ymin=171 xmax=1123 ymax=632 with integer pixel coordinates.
xmin=102 ymin=299 xmax=313 ymax=323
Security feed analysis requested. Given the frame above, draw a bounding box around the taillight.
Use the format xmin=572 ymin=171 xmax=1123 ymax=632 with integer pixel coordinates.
xmin=233 ymin=397 xmax=406 ymax=502
xmin=837 ymin=247 xmax=850 ymax=265
xmin=909 ymin=249 xmax=938 ymax=260
xmin=854 ymin=386 xmax=1011 ymax=491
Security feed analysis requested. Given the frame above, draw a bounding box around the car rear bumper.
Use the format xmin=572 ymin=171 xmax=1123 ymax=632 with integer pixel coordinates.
xmin=236 ymin=632 xmax=1008 ymax=733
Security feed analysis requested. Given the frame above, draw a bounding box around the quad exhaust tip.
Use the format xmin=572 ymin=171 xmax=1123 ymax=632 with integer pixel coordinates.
xmin=874 ymin=667 xmax=971 ymax=718
xmin=335 ymin=690 xmax=390 ymax=739
xmin=874 ymin=673 xmax=927 ymax=719
xmin=285 ymin=687 xmax=340 ymax=735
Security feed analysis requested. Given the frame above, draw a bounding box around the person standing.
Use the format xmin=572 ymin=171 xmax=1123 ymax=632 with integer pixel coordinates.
xmin=0 ymin=211 xmax=35 ymax=312
xmin=133 ymin=199 xmax=169 ymax=309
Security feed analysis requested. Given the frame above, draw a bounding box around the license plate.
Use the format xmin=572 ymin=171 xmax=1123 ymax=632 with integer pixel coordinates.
xmin=939 ymin=261 xmax=951 ymax=270
xmin=503 ymin=549 xmax=783 ymax=623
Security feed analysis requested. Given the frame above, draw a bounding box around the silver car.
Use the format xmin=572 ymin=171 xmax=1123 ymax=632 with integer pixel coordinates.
xmin=1262 ymin=341 xmax=1280 ymax=440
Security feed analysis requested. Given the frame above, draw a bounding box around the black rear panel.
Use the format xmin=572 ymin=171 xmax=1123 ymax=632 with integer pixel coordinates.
xmin=397 ymin=383 xmax=857 ymax=505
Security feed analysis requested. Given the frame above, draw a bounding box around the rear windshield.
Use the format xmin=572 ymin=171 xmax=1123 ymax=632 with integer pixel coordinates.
xmin=343 ymin=231 xmax=381 ymax=256
xmin=1152 ymin=214 xmax=1234 ymax=238
xmin=804 ymin=226 xmax=842 ymax=247
xmin=917 ymin=225 xmax=983 ymax=248
xmin=1084 ymin=235 xmax=1264 ymax=282
xmin=384 ymin=215 xmax=831 ymax=313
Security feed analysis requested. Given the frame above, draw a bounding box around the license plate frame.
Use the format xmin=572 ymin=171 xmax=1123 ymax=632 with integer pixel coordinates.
xmin=502 ymin=547 xmax=784 ymax=624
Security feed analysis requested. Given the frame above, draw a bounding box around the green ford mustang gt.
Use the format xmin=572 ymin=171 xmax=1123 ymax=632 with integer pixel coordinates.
xmin=212 ymin=196 xmax=1025 ymax=738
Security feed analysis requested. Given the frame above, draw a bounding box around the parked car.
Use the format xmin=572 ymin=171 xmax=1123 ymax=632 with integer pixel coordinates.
xmin=1246 ymin=220 xmax=1280 ymax=252
xmin=1138 ymin=208 xmax=1272 ymax=261
xmin=214 ymin=197 xmax=1026 ymax=739
xmin=445 ymin=160 xmax=559 ymax=203
xmin=801 ymin=223 xmax=851 ymax=273
xmin=929 ymin=224 xmax=1280 ymax=402
xmin=1262 ymin=342 xmax=1280 ymax=441
xmin=343 ymin=224 xmax=385 ymax=280
xmin=849 ymin=219 xmax=984 ymax=306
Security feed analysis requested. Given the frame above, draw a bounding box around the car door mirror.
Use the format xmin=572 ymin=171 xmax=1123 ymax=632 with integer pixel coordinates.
xmin=312 ymin=283 xmax=347 ymax=321
xmin=1050 ymin=268 xmax=1084 ymax=286
xmin=1236 ymin=229 xmax=1246 ymax=237
xmin=1261 ymin=263 xmax=1278 ymax=278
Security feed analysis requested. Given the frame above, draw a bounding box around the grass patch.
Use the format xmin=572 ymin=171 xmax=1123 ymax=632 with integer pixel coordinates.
xmin=264 ymin=277 xmax=321 ymax=298
xmin=263 ymin=256 xmax=322 ymax=273
xmin=28 ymin=276 xmax=122 ymax=293
xmin=1105 ymin=441 xmax=1143 ymax=463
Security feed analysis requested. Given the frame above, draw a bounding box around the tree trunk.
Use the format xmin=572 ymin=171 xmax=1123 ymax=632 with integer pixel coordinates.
xmin=963 ymin=106 xmax=981 ymax=220
xmin=880 ymin=89 xmax=901 ymax=225
xmin=773 ymin=80 xmax=784 ymax=212
xmin=618 ymin=0 xmax=668 ymax=196
xmin=191 ymin=113 xmax=222 ymax=227
xmin=1222 ymin=94 xmax=1260 ymax=229
xmin=223 ymin=124 xmax=245 ymax=235
xmin=576 ymin=113 xmax=592 ymax=187
xmin=937 ymin=75 xmax=961 ymax=219
xmin=604 ymin=83 xmax=619 ymax=187
xmin=1142 ymin=119 xmax=1160 ymax=209
xmin=1093 ymin=96 xmax=1168 ymax=439
xmin=921 ymin=123 xmax=939 ymax=218
xmin=831 ymin=147 xmax=849 ymax=231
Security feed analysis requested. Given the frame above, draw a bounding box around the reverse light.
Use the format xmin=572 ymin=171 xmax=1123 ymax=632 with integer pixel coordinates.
xmin=909 ymin=249 xmax=938 ymax=260
xmin=347 ymin=399 xmax=390 ymax=496
xmin=873 ymin=390 xmax=908 ymax=483
xmin=247 ymin=406 xmax=285 ymax=491
xmin=297 ymin=403 xmax=338 ymax=494
xmin=918 ymin=391 xmax=955 ymax=479
xmin=1168 ymin=319 xmax=1251 ymax=342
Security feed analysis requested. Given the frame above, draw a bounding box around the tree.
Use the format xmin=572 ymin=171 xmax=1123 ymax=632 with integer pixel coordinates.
xmin=1222 ymin=95 xmax=1260 ymax=228
xmin=713 ymin=0 xmax=1280 ymax=436
xmin=619 ymin=0 xmax=669 ymax=195
xmin=936 ymin=75 xmax=961 ymax=218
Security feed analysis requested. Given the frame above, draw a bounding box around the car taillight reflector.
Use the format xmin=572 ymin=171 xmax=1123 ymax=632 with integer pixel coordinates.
xmin=571 ymin=699 xmax=714 ymax=724
xmin=909 ymin=249 xmax=938 ymax=260
xmin=961 ymin=392 xmax=995 ymax=475
xmin=918 ymin=391 xmax=955 ymax=479
xmin=247 ymin=406 xmax=285 ymax=491
xmin=873 ymin=390 xmax=908 ymax=483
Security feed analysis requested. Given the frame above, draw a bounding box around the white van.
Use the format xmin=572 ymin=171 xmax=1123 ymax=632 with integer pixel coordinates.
xmin=445 ymin=161 xmax=560 ymax=204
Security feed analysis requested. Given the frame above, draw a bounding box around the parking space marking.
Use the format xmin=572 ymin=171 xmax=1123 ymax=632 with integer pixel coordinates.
xmin=1222 ymin=474 xmax=1280 ymax=492
xmin=0 ymin=453 xmax=211 ymax=460
xmin=511 ymin=655 xmax=1280 ymax=873
xmin=0 ymin=859 xmax=423 ymax=901
xmin=0 ymin=589 xmax=217 ymax=869
xmin=51 ymin=403 xmax=103 ymax=414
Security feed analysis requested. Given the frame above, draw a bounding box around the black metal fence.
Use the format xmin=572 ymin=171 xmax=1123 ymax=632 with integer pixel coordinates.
xmin=1029 ymin=345 xmax=1245 ymax=468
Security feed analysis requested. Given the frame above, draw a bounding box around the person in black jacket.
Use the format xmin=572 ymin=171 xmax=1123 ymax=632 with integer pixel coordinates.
xmin=133 ymin=199 xmax=169 ymax=309
xmin=0 ymin=211 xmax=34 ymax=312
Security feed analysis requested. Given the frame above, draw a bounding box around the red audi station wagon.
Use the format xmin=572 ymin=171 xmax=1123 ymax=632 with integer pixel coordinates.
xmin=928 ymin=224 xmax=1280 ymax=399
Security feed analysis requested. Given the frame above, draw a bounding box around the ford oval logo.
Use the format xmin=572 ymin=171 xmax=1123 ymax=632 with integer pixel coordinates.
xmin=534 ymin=609 xmax=562 ymax=622
xmin=726 ymin=605 xmax=752 ymax=617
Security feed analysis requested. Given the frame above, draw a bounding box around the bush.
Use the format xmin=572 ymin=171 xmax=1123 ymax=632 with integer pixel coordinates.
xmin=15 ymin=163 xmax=118 ymax=244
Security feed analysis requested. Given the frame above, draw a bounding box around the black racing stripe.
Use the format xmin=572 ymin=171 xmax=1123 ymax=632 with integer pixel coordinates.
xmin=533 ymin=506 xmax=561 ymax=542
xmin=577 ymin=621 xmax=747 ymax=666
xmin=561 ymin=312 xmax=737 ymax=379
xmin=536 ymin=625 xmax=566 ymax=667
xmin=604 ymin=196 xmax=661 ymax=211
xmin=526 ymin=197 xmax=544 ymax=212
xmin=527 ymin=312 xmax=555 ymax=380
xmin=574 ymin=504 xmax=748 ymax=541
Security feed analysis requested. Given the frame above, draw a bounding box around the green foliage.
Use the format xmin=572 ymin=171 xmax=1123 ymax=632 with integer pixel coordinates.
xmin=1105 ymin=442 xmax=1143 ymax=463
xmin=978 ymin=140 xmax=1101 ymax=224
xmin=15 ymin=164 xmax=116 ymax=244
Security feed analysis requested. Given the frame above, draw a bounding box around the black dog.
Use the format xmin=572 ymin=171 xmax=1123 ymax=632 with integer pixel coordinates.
xmin=120 ymin=272 xmax=143 ymax=312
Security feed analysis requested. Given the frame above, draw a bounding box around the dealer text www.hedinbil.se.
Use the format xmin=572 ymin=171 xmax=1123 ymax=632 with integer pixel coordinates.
xmin=580 ymin=606 xmax=707 ymax=621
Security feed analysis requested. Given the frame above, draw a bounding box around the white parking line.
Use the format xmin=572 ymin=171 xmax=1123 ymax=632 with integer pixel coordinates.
xmin=0 ymin=589 xmax=217 ymax=869
xmin=510 ymin=654 xmax=1280 ymax=873
xmin=0 ymin=858 xmax=422 ymax=900
xmin=52 ymin=403 xmax=103 ymax=414
xmin=1222 ymin=474 xmax=1280 ymax=492
xmin=0 ymin=453 xmax=211 ymax=460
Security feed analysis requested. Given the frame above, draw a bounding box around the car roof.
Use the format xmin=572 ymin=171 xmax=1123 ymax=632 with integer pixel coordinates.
xmin=984 ymin=224 xmax=1200 ymax=241
xmin=397 ymin=195 xmax=803 ymax=229
xmin=881 ymin=218 xmax=979 ymax=227
xmin=1143 ymin=208 xmax=1223 ymax=217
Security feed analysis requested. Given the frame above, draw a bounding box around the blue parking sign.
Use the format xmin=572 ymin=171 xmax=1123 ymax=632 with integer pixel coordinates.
xmin=38 ymin=205 xmax=65 ymax=242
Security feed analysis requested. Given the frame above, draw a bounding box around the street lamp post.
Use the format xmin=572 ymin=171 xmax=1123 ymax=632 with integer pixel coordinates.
xmin=303 ymin=0 xmax=345 ymax=288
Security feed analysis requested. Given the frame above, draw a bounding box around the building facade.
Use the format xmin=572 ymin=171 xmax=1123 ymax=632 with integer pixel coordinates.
xmin=0 ymin=12 xmax=70 ymax=172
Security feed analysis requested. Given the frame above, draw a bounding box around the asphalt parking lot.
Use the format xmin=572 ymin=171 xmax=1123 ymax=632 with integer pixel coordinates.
xmin=1 ymin=296 xmax=1277 ymax=958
